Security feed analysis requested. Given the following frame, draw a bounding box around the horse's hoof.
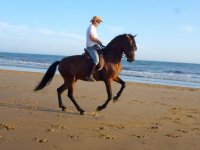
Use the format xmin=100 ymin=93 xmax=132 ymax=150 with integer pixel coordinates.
xmin=113 ymin=96 xmax=118 ymax=103
xmin=61 ymin=106 xmax=66 ymax=111
xmin=80 ymin=110 xmax=85 ymax=115
xmin=96 ymin=106 xmax=102 ymax=111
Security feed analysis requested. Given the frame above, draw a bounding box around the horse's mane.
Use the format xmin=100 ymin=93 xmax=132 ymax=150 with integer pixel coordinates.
xmin=105 ymin=34 xmax=134 ymax=50
xmin=105 ymin=34 xmax=124 ymax=49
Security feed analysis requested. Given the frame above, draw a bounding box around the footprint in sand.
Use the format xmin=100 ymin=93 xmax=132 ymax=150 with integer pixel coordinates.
xmin=192 ymin=128 xmax=200 ymax=134
xmin=149 ymin=122 xmax=162 ymax=132
xmin=166 ymin=133 xmax=182 ymax=138
xmin=193 ymin=127 xmax=200 ymax=131
xmin=99 ymin=133 xmax=114 ymax=140
xmin=148 ymin=126 xmax=161 ymax=133
xmin=0 ymin=123 xmax=15 ymax=130
xmin=174 ymin=118 xmax=182 ymax=124
xmin=34 ymin=137 xmax=48 ymax=143
xmin=150 ymin=126 xmax=160 ymax=130
xmin=0 ymin=135 xmax=4 ymax=140
xmin=51 ymin=124 xmax=68 ymax=129
xmin=96 ymin=125 xmax=114 ymax=140
xmin=47 ymin=129 xmax=55 ymax=132
xmin=172 ymin=106 xmax=184 ymax=111
xmin=192 ymin=110 xmax=200 ymax=115
xmin=101 ymin=123 xmax=125 ymax=130
xmin=186 ymin=114 xmax=196 ymax=119
xmin=177 ymin=129 xmax=189 ymax=133
xmin=67 ymin=134 xmax=79 ymax=139
xmin=97 ymin=126 xmax=107 ymax=131
xmin=150 ymin=121 xmax=163 ymax=126
xmin=132 ymin=134 xmax=145 ymax=138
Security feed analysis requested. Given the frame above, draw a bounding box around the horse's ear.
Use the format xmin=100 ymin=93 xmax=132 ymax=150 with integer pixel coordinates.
xmin=134 ymin=34 xmax=137 ymax=38
xmin=125 ymin=34 xmax=131 ymax=39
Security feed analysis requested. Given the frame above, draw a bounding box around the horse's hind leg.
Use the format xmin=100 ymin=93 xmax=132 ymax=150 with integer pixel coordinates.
xmin=68 ymin=80 xmax=85 ymax=115
xmin=57 ymin=82 xmax=68 ymax=111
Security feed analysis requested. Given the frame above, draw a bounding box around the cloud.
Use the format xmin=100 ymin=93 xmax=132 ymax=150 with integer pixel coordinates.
xmin=180 ymin=25 xmax=195 ymax=33
xmin=0 ymin=21 xmax=85 ymax=55
xmin=0 ymin=21 xmax=30 ymax=33
xmin=0 ymin=21 xmax=84 ymax=40
xmin=39 ymin=28 xmax=84 ymax=40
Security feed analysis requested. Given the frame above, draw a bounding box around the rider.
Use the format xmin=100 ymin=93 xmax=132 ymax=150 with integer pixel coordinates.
xmin=85 ymin=16 xmax=103 ymax=81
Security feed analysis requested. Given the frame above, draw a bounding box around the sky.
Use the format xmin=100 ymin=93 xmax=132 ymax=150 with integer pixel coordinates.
xmin=0 ymin=0 xmax=200 ymax=64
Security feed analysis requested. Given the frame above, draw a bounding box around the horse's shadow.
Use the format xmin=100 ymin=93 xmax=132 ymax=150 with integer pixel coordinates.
xmin=0 ymin=102 xmax=81 ymax=116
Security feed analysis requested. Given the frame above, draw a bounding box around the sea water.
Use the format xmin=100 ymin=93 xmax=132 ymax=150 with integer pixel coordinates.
xmin=0 ymin=52 xmax=200 ymax=88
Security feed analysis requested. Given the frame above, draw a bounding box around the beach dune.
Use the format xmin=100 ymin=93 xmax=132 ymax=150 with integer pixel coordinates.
xmin=0 ymin=69 xmax=200 ymax=150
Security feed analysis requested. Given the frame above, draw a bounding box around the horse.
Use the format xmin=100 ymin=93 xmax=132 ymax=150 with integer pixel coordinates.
xmin=34 ymin=33 xmax=137 ymax=115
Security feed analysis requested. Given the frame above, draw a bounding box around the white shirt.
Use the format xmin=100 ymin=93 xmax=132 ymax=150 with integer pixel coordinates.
xmin=86 ymin=24 xmax=97 ymax=47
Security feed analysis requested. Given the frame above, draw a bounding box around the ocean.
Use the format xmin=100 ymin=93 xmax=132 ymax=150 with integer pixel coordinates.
xmin=0 ymin=52 xmax=200 ymax=88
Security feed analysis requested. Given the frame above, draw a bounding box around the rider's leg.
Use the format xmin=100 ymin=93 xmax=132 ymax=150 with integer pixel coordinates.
xmin=87 ymin=63 xmax=97 ymax=81
xmin=86 ymin=47 xmax=99 ymax=81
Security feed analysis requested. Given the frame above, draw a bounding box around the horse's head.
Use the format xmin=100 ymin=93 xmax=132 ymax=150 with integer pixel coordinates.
xmin=123 ymin=34 xmax=137 ymax=62
xmin=104 ymin=34 xmax=137 ymax=62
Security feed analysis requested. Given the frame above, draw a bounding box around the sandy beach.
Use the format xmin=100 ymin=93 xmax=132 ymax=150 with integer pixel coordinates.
xmin=0 ymin=69 xmax=200 ymax=150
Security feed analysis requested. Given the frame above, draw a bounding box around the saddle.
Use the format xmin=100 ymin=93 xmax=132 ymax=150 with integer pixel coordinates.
xmin=82 ymin=45 xmax=105 ymax=71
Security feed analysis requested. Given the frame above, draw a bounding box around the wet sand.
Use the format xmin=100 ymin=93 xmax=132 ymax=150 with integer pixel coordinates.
xmin=0 ymin=69 xmax=200 ymax=150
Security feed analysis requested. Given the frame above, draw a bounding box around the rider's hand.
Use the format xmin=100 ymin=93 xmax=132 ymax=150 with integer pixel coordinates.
xmin=96 ymin=39 xmax=102 ymax=45
xmin=99 ymin=41 xmax=102 ymax=46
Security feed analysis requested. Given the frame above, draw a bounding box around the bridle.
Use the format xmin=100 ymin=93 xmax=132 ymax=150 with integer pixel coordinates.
xmin=123 ymin=34 xmax=137 ymax=61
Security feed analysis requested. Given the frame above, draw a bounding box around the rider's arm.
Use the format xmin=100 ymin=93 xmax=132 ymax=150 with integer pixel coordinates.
xmin=90 ymin=34 xmax=102 ymax=45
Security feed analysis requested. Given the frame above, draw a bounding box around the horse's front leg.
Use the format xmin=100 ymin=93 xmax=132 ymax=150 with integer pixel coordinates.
xmin=96 ymin=79 xmax=112 ymax=111
xmin=113 ymin=76 xmax=125 ymax=102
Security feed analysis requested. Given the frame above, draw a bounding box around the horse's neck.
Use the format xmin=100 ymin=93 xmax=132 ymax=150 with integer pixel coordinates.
xmin=103 ymin=47 xmax=123 ymax=64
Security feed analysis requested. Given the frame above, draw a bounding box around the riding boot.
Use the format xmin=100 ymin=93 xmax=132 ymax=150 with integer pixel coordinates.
xmin=86 ymin=63 xmax=97 ymax=81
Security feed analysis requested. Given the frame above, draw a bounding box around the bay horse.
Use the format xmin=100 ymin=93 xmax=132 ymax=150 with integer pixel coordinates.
xmin=34 ymin=34 xmax=137 ymax=115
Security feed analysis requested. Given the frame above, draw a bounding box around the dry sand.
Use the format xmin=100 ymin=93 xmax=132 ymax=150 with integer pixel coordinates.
xmin=0 ymin=69 xmax=200 ymax=150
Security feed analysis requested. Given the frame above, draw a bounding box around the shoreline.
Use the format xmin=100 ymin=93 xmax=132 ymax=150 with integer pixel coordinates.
xmin=1 ymin=68 xmax=199 ymax=90
xmin=1 ymin=51 xmax=200 ymax=89
xmin=0 ymin=66 xmax=199 ymax=89
xmin=0 ymin=69 xmax=200 ymax=150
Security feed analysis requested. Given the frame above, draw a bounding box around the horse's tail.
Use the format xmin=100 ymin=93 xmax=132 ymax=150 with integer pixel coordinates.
xmin=34 ymin=61 xmax=60 ymax=91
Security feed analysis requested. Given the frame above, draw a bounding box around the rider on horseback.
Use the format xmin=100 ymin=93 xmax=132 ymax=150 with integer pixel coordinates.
xmin=85 ymin=16 xmax=103 ymax=81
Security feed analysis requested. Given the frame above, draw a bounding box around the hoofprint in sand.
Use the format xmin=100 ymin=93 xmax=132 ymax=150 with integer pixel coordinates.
xmin=0 ymin=69 xmax=200 ymax=150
